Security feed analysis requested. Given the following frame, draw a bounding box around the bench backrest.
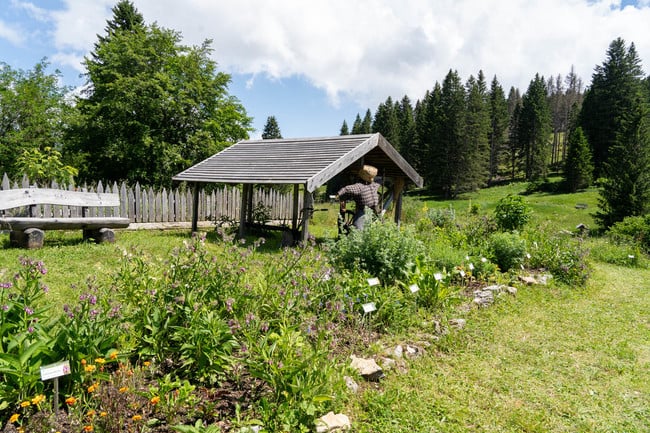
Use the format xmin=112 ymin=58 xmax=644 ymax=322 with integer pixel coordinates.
xmin=0 ymin=188 xmax=120 ymax=211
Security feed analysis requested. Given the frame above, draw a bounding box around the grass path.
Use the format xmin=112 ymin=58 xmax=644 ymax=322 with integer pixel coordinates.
xmin=351 ymin=263 xmax=650 ymax=432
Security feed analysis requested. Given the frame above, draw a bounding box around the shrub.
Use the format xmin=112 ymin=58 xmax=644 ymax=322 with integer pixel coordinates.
xmin=487 ymin=232 xmax=527 ymax=272
xmin=608 ymin=214 xmax=650 ymax=253
xmin=524 ymin=229 xmax=590 ymax=286
xmin=493 ymin=194 xmax=531 ymax=232
xmin=327 ymin=213 xmax=425 ymax=284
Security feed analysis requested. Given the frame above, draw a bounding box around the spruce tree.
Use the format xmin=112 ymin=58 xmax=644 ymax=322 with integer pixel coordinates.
xmin=340 ymin=120 xmax=349 ymax=135
xmin=262 ymin=115 xmax=282 ymax=139
xmin=351 ymin=114 xmax=363 ymax=134
xmin=361 ymin=109 xmax=373 ymax=134
xmin=580 ymin=38 xmax=646 ymax=178
xmin=488 ymin=75 xmax=509 ymax=184
xmin=506 ymin=87 xmax=523 ymax=180
xmin=372 ymin=96 xmax=400 ymax=148
xmin=518 ymin=74 xmax=551 ymax=181
xmin=396 ymin=95 xmax=416 ymax=168
xmin=464 ymin=72 xmax=490 ymax=190
xmin=563 ymin=126 xmax=593 ymax=192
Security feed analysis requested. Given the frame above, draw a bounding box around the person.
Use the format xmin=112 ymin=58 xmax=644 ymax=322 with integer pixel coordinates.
xmin=336 ymin=165 xmax=381 ymax=230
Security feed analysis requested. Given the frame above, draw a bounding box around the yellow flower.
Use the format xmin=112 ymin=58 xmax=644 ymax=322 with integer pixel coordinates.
xmin=20 ymin=400 xmax=31 ymax=408
xmin=31 ymin=394 xmax=46 ymax=405
xmin=118 ymin=386 xmax=129 ymax=393
xmin=9 ymin=413 xmax=20 ymax=423
xmin=83 ymin=425 xmax=94 ymax=432
xmin=81 ymin=359 xmax=87 ymax=365
xmin=94 ymin=358 xmax=106 ymax=365
xmin=87 ymin=383 xmax=99 ymax=393
xmin=100 ymin=412 xmax=107 ymax=417
xmin=132 ymin=415 xmax=142 ymax=422
xmin=143 ymin=361 xmax=151 ymax=367
xmin=150 ymin=396 xmax=160 ymax=405
xmin=84 ymin=364 xmax=96 ymax=373
xmin=109 ymin=351 xmax=118 ymax=360
xmin=86 ymin=410 xmax=96 ymax=418
xmin=65 ymin=396 xmax=77 ymax=406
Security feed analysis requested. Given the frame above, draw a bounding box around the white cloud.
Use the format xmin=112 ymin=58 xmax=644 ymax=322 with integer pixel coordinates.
xmin=0 ymin=20 xmax=23 ymax=45
xmin=45 ymin=0 xmax=650 ymax=109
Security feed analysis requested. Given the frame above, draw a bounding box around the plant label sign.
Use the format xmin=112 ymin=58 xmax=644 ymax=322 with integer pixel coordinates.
xmin=409 ymin=284 xmax=420 ymax=293
xmin=362 ymin=302 xmax=377 ymax=313
xmin=367 ymin=277 xmax=380 ymax=286
xmin=40 ymin=360 xmax=71 ymax=381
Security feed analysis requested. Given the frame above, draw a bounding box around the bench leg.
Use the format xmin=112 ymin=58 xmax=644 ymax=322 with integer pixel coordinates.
xmin=10 ymin=228 xmax=45 ymax=249
xmin=83 ymin=228 xmax=116 ymax=244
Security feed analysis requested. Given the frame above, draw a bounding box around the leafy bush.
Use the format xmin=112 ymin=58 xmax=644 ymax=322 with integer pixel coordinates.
xmin=487 ymin=232 xmax=527 ymax=272
xmin=328 ymin=213 xmax=425 ymax=284
xmin=493 ymin=194 xmax=531 ymax=232
xmin=608 ymin=214 xmax=650 ymax=253
xmin=588 ymin=238 xmax=646 ymax=268
xmin=402 ymin=258 xmax=459 ymax=311
xmin=426 ymin=207 xmax=456 ymax=229
xmin=524 ymin=229 xmax=590 ymax=286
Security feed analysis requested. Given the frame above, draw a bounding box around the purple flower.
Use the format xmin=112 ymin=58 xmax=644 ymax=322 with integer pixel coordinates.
xmin=1 ymin=305 xmax=8 ymax=311
xmin=0 ymin=282 xmax=12 ymax=289
xmin=28 ymin=327 xmax=34 ymax=333
xmin=41 ymin=284 xmax=49 ymax=293
xmin=225 ymin=298 xmax=235 ymax=313
xmin=24 ymin=306 xmax=34 ymax=315
xmin=89 ymin=295 xmax=97 ymax=305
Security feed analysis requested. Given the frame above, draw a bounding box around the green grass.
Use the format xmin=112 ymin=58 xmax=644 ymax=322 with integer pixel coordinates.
xmin=348 ymin=262 xmax=650 ymax=432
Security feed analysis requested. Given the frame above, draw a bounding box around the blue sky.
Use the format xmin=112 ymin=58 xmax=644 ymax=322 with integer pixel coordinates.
xmin=2 ymin=0 xmax=650 ymax=139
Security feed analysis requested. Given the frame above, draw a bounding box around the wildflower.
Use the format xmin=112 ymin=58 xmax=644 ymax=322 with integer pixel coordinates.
xmin=84 ymin=364 xmax=96 ymax=373
xmin=31 ymin=394 xmax=45 ymax=405
xmin=41 ymin=284 xmax=49 ymax=293
xmin=150 ymin=396 xmax=160 ymax=405
xmin=0 ymin=282 xmax=12 ymax=289
xmin=9 ymin=414 xmax=19 ymax=423
xmin=94 ymin=358 xmax=106 ymax=365
xmin=27 ymin=327 xmax=34 ymax=333
xmin=83 ymin=425 xmax=94 ymax=432
xmin=132 ymin=415 xmax=142 ymax=422
xmin=109 ymin=351 xmax=118 ymax=360
xmin=81 ymin=359 xmax=87 ymax=365
xmin=65 ymin=396 xmax=77 ymax=406
xmin=87 ymin=383 xmax=99 ymax=393
xmin=24 ymin=306 xmax=34 ymax=315
xmin=100 ymin=412 xmax=107 ymax=417
xmin=143 ymin=361 xmax=151 ymax=367
xmin=20 ymin=401 xmax=30 ymax=408
xmin=118 ymin=387 xmax=129 ymax=393
xmin=86 ymin=410 xmax=96 ymax=418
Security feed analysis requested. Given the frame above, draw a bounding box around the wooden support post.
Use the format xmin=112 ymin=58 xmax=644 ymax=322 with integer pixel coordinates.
xmin=393 ymin=177 xmax=405 ymax=227
xmin=292 ymin=184 xmax=300 ymax=232
xmin=301 ymin=187 xmax=313 ymax=242
xmin=191 ymin=183 xmax=199 ymax=233
xmin=238 ymin=184 xmax=250 ymax=239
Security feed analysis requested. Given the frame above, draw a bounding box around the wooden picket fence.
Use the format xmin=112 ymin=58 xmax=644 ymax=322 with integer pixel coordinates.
xmin=0 ymin=173 xmax=300 ymax=224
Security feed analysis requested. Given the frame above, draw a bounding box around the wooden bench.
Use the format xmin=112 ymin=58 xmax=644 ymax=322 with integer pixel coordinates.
xmin=0 ymin=188 xmax=130 ymax=248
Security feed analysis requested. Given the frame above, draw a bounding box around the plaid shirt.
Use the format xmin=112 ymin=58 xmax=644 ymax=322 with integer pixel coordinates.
xmin=337 ymin=181 xmax=380 ymax=213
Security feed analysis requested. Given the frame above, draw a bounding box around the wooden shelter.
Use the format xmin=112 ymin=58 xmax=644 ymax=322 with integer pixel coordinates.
xmin=172 ymin=133 xmax=423 ymax=240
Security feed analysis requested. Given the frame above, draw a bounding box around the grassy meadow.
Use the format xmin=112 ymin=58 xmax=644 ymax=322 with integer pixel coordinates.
xmin=1 ymin=181 xmax=648 ymax=432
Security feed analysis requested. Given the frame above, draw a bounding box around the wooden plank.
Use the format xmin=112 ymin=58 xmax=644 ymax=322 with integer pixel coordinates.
xmin=0 ymin=189 xmax=121 ymax=210
xmin=0 ymin=217 xmax=130 ymax=230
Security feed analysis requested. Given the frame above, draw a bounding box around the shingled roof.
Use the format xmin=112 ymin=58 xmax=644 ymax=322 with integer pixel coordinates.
xmin=172 ymin=133 xmax=423 ymax=192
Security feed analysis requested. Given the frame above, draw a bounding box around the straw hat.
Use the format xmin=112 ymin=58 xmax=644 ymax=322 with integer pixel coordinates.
xmin=358 ymin=165 xmax=378 ymax=182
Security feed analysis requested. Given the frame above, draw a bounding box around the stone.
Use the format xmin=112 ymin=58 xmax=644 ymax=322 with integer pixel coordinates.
xmin=315 ymin=412 xmax=351 ymax=433
xmin=344 ymin=375 xmax=359 ymax=393
xmin=380 ymin=357 xmax=396 ymax=369
xmin=10 ymin=228 xmax=45 ymax=249
xmin=405 ymin=344 xmax=422 ymax=358
xmin=393 ymin=345 xmax=404 ymax=358
xmin=483 ymin=284 xmax=504 ymax=293
xmin=505 ymin=286 xmax=518 ymax=295
xmin=450 ymin=318 xmax=466 ymax=329
xmin=349 ymin=355 xmax=384 ymax=381
xmin=518 ymin=275 xmax=537 ymax=285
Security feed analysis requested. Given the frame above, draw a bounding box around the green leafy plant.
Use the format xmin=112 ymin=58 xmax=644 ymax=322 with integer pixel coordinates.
xmin=402 ymin=257 xmax=458 ymax=311
xmin=487 ymin=232 xmax=527 ymax=272
xmin=493 ymin=194 xmax=531 ymax=232
xmin=16 ymin=146 xmax=78 ymax=186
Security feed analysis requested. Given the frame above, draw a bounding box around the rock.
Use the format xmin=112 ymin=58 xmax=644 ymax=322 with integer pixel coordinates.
xmin=315 ymin=412 xmax=351 ymax=433
xmin=349 ymin=355 xmax=384 ymax=381
xmin=405 ymin=344 xmax=422 ymax=358
xmin=505 ymin=286 xmax=517 ymax=295
xmin=393 ymin=345 xmax=404 ymax=358
xmin=483 ymin=284 xmax=504 ymax=293
xmin=344 ymin=375 xmax=359 ymax=393
xmin=380 ymin=357 xmax=396 ymax=369
xmin=518 ymin=275 xmax=537 ymax=285
xmin=473 ymin=289 xmax=494 ymax=306
xmin=449 ymin=318 xmax=466 ymax=329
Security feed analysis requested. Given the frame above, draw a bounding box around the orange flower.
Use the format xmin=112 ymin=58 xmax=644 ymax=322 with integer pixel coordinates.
xmin=87 ymin=383 xmax=99 ymax=393
xmin=118 ymin=386 xmax=129 ymax=393
xmin=20 ymin=400 xmax=30 ymax=408
xmin=84 ymin=364 xmax=96 ymax=373
xmin=100 ymin=412 xmax=107 ymax=417
xmin=81 ymin=359 xmax=87 ymax=365
xmin=143 ymin=361 xmax=151 ymax=367
xmin=65 ymin=396 xmax=77 ymax=406
xmin=109 ymin=351 xmax=118 ymax=360
xmin=9 ymin=413 xmax=19 ymax=423
xmin=83 ymin=425 xmax=94 ymax=432
xmin=31 ymin=394 xmax=45 ymax=405
xmin=150 ymin=396 xmax=160 ymax=405
xmin=95 ymin=357 xmax=106 ymax=364
xmin=132 ymin=415 xmax=142 ymax=422
xmin=86 ymin=410 xmax=96 ymax=418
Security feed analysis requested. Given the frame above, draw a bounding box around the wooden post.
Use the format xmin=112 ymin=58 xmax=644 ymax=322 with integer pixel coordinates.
xmin=393 ymin=177 xmax=405 ymax=227
xmin=191 ymin=183 xmax=199 ymax=233
xmin=238 ymin=184 xmax=250 ymax=238
xmin=301 ymin=187 xmax=313 ymax=242
xmin=292 ymin=184 xmax=300 ymax=232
